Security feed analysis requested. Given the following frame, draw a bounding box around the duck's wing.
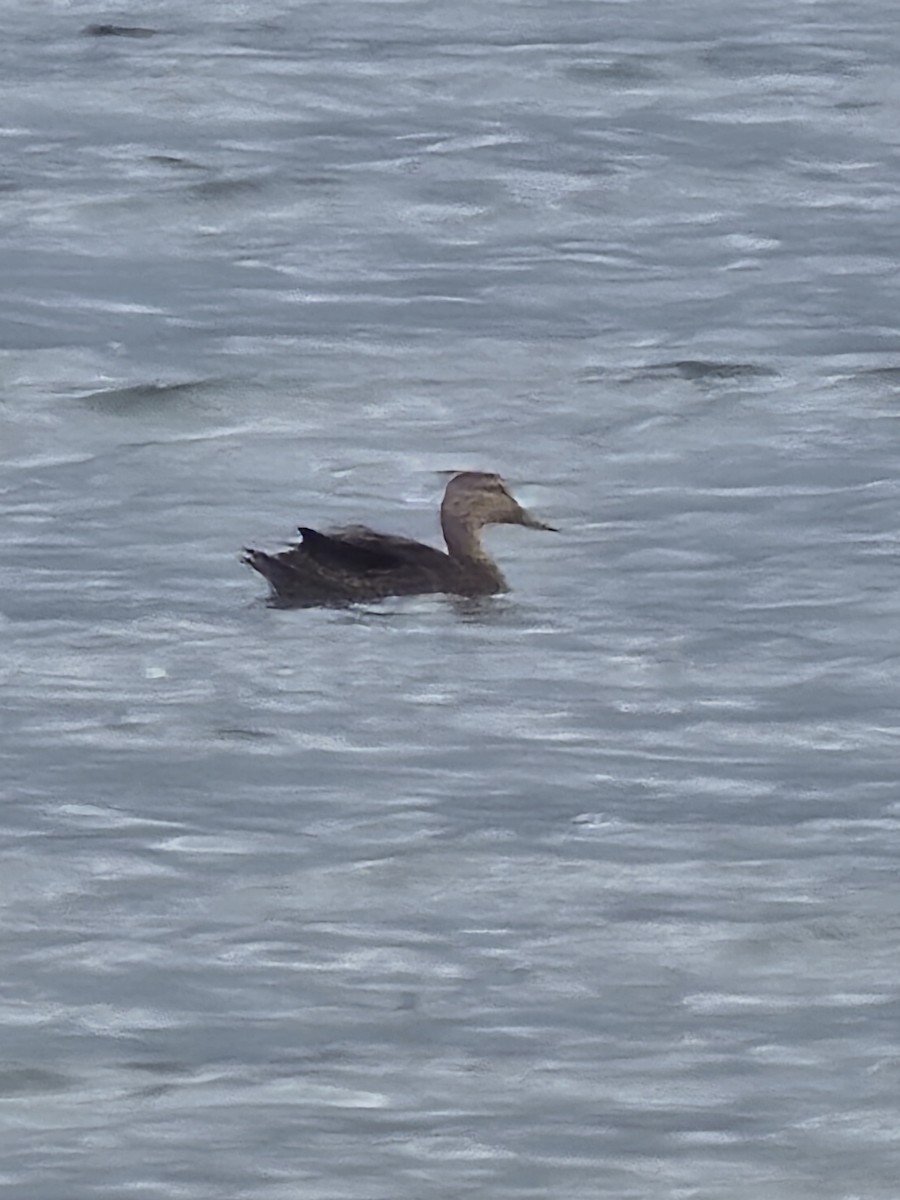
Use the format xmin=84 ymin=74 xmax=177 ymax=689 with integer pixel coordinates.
xmin=242 ymin=524 xmax=453 ymax=604
xmin=327 ymin=525 xmax=451 ymax=570
xmin=296 ymin=526 xmax=407 ymax=572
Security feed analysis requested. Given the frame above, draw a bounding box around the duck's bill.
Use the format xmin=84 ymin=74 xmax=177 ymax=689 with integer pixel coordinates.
xmin=520 ymin=508 xmax=557 ymax=532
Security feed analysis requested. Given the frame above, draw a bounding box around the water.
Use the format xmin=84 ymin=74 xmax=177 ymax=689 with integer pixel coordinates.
xmin=2 ymin=2 xmax=900 ymax=1197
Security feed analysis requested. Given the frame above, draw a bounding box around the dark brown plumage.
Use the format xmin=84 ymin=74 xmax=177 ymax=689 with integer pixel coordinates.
xmin=242 ymin=471 xmax=556 ymax=606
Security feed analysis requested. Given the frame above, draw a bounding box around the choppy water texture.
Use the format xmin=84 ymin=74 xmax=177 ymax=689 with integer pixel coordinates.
xmin=2 ymin=2 xmax=900 ymax=1197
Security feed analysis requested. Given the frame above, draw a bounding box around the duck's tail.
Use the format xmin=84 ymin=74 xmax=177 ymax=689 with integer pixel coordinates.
xmin=241 ymin=548 xmax=304 ymax=596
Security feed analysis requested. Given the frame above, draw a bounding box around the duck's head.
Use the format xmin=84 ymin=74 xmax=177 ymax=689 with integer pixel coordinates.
xmin=441 ymin=472 xmax=557 ymax=531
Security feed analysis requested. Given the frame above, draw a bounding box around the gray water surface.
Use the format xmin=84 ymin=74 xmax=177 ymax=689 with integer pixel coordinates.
xmin=2 ymin=2 xmax=900 ymax=1197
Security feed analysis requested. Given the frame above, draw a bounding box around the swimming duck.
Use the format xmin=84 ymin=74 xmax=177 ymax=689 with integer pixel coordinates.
xmin=242 ymin=471 xmax=556 ymax=606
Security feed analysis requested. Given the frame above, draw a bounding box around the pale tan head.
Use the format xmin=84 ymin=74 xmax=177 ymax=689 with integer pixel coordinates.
xmin=440 ymin=472 xmax=556 ymax=531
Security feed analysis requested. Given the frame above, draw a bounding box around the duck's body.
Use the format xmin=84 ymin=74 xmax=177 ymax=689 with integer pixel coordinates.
xmin=242 ymin=472 xmax=554 ymax=606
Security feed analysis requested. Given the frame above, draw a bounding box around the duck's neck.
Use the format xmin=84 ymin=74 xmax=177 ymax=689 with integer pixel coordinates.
xmin=441 ymin=511 xmax=483 ymax=560
xmin=441 ymin=512 xmax=507 ymax=589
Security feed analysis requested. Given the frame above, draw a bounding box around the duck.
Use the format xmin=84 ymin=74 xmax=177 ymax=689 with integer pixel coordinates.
xmin=242 ymin=471 xmax=556 ymax=606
